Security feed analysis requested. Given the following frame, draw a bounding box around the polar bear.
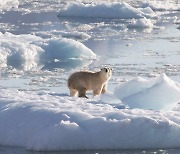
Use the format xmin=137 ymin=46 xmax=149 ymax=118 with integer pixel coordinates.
xmin=68 ymin=67 xmax=112 ymax=98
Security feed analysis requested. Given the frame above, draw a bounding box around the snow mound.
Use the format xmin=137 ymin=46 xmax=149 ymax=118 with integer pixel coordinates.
xmin=0 ymin=32 xmax=43 ymax=70
xmin=139 ymin=7 xmax=157 ymax=17
xmin=0 ymin=0 xmax=19 ymax=11
xmin=1 ymin=89 xmax=180 ymax=151
xmin=100 ymin=92 xmax=127 ymax=109
xmin=114 ymin=74 xmax=180 ymax=110
xmin=127 ymin=18 xmax=154 ymax=29
xmin=58 ymin=2 xmax=155 ymax=19
xmin=141 ymin=1 xmax=180 ymax=11
xmin=41 ymin=38 xmax=96 ymax=60
xmin=0 ymin=32 xmax=96 ymax=70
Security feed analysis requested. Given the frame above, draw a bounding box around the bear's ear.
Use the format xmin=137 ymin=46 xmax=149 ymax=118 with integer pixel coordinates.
xmin=101 ymin=68 xmax=108 ymax=73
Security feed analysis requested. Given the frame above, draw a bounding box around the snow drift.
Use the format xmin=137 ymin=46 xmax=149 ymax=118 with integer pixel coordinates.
xmin=58 ymin=2 xmax=155 ymax=19
xmin=114 ymin=74 xmax=180 ymax=110
xmin=0 ymin=82 xmax=180 ymax=151
xmin=0 ymin=32 xmax=96 ymax=70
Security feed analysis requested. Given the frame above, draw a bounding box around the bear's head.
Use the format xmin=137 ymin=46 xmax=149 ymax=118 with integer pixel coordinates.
xmin=100 ymin=67 xmax=112 ymax=81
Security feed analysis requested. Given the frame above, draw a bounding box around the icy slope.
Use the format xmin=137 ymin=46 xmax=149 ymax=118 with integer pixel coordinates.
xmin=1 ymin=75 xmax=180 ymax=151
xmin=58 ymin=2 xmax=155 ymax=19
xmin=0 ymin=32 xmax=96 ymax=70
xmin=114 ymin=74 xmax=180 ymax=110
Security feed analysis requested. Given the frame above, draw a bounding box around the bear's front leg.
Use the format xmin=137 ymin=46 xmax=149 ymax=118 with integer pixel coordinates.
xmin=93 ymin=87 xmax=102 ymax=97
xmin=101 ymin=84 xmax=107 ymax=94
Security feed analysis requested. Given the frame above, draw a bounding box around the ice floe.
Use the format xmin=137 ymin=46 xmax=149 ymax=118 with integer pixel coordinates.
xmin=114 ymin=74 xmax=180 ymax=111
xmin=140 ymin=0 xmax=180 ymax=11
xmin=58 ymin=2 xmax=155 ymax=19
xmin=0 ymin=78 xmax=180 ymax=151
xmin=0 ymin=0 xmax=19 ymax=11
xmin=0 ymin=32 xmax=43 ymax=70
xmin=127 ymin=18 xmax=154 ymax=29
xmin=0 ymin=32 xmax=96 ymax=70
xmin=41 ymin=38 xmax=96 ymax=61
xmin=58 ymin=31 xmax=91 ymax=41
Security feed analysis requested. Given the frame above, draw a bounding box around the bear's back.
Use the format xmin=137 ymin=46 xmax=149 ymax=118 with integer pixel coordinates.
xmin=68 ymin=71 xmax=97 ymax=89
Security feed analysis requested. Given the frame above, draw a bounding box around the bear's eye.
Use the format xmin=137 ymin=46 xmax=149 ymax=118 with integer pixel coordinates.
xmin=105 ymin=68 xmax=108 ymax=73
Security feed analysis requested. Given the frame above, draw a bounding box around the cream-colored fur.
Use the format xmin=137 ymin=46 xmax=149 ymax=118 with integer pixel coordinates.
xmin=68 ymin=67 xmax=112 ymax=98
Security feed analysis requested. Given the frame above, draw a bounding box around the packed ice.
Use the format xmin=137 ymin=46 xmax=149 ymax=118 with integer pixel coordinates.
xmin=114 ymin=74 xmax=180 ymax=111
xmin=58 ymin=2 xmax=155 ymax=19
xmin=0 ymin=32 xmax=97 ymax=70
xmin=127 ymin=18 xmax=154 ymax=29
xmin=0 ymin=0 xmax=180 ymax=152
xmin=140 ymin=0 xmax=180 ymax=11
xmin=0 ymin=74 xmax=180 ymax=151
xmin=0 ymin=0 xmax=19 ymax=11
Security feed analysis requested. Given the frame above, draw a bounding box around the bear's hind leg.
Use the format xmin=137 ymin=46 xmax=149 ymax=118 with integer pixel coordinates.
xmin=93 ymin=85 xmax=103 ymax=97
xmin=70 ymin=89 xmax=78 ymax=97
xmin=78 ymin=87 xmax=88 ymax=98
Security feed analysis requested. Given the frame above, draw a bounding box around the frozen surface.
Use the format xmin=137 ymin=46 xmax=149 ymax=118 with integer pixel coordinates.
xmin=141 ymin=0 xmax=180 ymax=11
xmin=58 ymin=2 xmax=156 ymax=19
xmin=0 ymin=0 xmax=180 ymax=152
xmin=127 ymin=18 xmax=154 ymax=29
xmin=0 ymin=0 xmax=19 ymax=11
xmin=0 ymin=32 xmax=96 ymax=70
xmin=114 ymin=74 xmax=180 ymax=110
xmin=0 ymin=86 xmax=180 ymax=151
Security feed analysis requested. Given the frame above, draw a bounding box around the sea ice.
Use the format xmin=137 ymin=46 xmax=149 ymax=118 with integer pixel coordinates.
xmin=59 ymin=31 xmax=91 ymax=41
xmin=58 ymin=2 xmax=155 ymax=19
xmin=0 ymin=32 xmax=43 ymax=70
xmin=114 ymin=74 xmax=180 ymax=110
xmin=0 ymin=84 xmax=180 ymax=151
xmin=41 ymin=38 xmax=96 ymax=60
xmin=35 ymin=30 xmax=91 ymax=41
xmin=140 ymin=0 xmax=180 ymax=11
xmin=1 ymin=0 xmax=180 ymax=152
xmin=127 ymin=18 xmax=154 ymax=29
xmin=0 ymin=32 xmax=96 ymax=70
xmin=0 ymin=0 xmax=19 ymax=11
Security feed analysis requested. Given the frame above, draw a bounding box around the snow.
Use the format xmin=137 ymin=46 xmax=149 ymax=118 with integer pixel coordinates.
xmin=1 ymin=0 xmax=180 ymax=152
xmin=140 ymin=0 xmax=180 ymax=11
xmin=58 ymin=2 xmax=155 ymax=19
xmin=1 ymin=77 xmax=180 ymax=151
xmin=139 ymin=6 xmax=157 ymax=17
xmin=114 ymin=74 xmax=180 ymax=111
xmin=41 ymin=38 xmax=96 ymax=60
xmin=59 ymin=31 xmax=91 ymax=41
xmin=35 ymin=30 xmax=91 ymax=41
xmin=0 ymin=0 xmax=19 ymax=11
xmin=127 ymin=18 xmax=154 ymax=29
xmin=58 ymin=2 xmax=158 ymax=31
xmin=0 ymin=32 xmax=97 ymax=70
